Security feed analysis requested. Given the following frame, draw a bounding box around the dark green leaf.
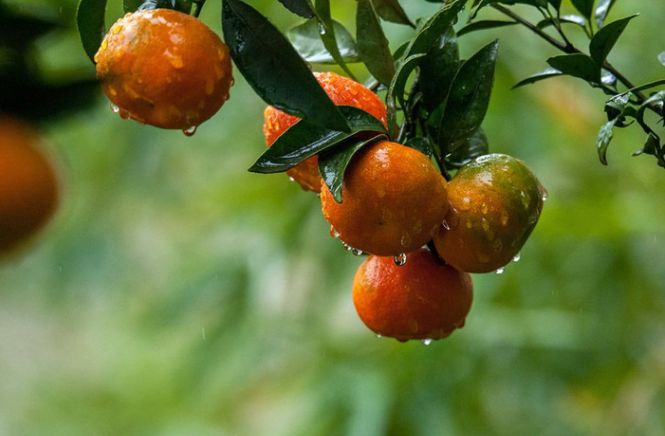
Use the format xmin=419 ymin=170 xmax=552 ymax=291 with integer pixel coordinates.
xmin=458 ymin=20 xmax=517 ymax=36
xmin=250 ymin=106 xmax=386 ymax=173
xmin=446 ymin=128 xmax=489 ymax=168
xmin=595 ymin=0 xmax=617 ymax=27
xmin=77 ymin=0 xmax=108 ymax=63
xmin=136 ymin=0 xmax=192 ymax=12
xmin=356 ymin=0 xmax=395 ymax=85
xmin=633 ymin=133 xmax=661 ymax=158
xmin=319 ymin=134 xmax=386 ymax=202
xmin=123 ymin=0 xmax=143 ymax=12
xmin=419 ymin=27 xmax=459 ymax=111
xmin=571 ymin=0 xmax=594 ymax=20
xmin=405 ymin=137 xmax=434 ymax=158
xmin=589 ymin=15 xmax=637 ymax=66
xmin=548 ymin=0 xmax=562 ymax=10
xmin=371 ymin=0 xmax=414 ymax=27
xmin=547 ymin=53 xmax=599 ymax=83
xmin=402 ymin=0 xmax=465 ymax=59
xmin=277 ymin=0 xmax=315 ymax=18
xmin=288 ymin=19 xmax=359 ymax=64
xmin=438 ymin=40 xmax=499 ymax=146
xmin=222 ymin=0 xmax=349 ymax=132
xmin=513 ymin=67 xmax=563 ymax=88
xmin=596 ymin=119 xmax=615 ymax=165
xmin=314 ymin=0 xmax=356 ymax=78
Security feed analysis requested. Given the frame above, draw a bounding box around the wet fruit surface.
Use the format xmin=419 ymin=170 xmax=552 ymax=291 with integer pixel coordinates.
xmin=352 ymin=248 xmax=473 ymax=342
xmin=263 ymin=72 xmax=387 ymax=192
xmin=321 ymin=140 xmax=448 ymax=256
xmin=0 ymin=117 xmax=59 ymax=256
xmin=433 ymin=153 xmax=545 ymax=273
xmin=95 ymin=9 xmax=233 ymax=130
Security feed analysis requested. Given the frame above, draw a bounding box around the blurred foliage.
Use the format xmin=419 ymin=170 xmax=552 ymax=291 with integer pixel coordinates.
xmin=1 ymin=0 xmax=665 ymax=435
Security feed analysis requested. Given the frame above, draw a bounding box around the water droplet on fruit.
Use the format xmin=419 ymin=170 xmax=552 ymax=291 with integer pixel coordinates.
xmin=376 ymin=334 xmax=382 ymax=338
xmin=460 ymin=196 xmax=472 ymax=210
xmin=442 ymin=220 xmax=451 ymax=231
xmin=496 ymin=267 xmax=505 ymax=275
xmin=183 ymin=126 xmax=198 ymax=137
xmin=393 ymin=253 xmax=407 ymax=266
xmin=513 ymin=253 xmax=521 ymax=262
xmin=288 ymin=176 xmax=296 ymax=183
xmin=349 ymin=247 xmax=364 ymax=256
xmin=422 ymin=339 xmax=433 ymax=346
xmin=330 ymin=226 xmax=340 ymax=239
xmin=110 ymin=103 xmax=120 ymax=113
xmin=481 ymin=203 xmax=489 ymax=215
xmin=541 ymin=189 xmax=549 ymax=202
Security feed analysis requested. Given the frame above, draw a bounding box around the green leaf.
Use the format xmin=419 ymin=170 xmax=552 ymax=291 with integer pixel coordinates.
xmin=249 ymin=106 xmax=386 ymax=173
xmin=547 ymin=53 xmax=599 ymax=83
xmin=288 ymin=19 xmax=359 ymax=64
xmin=318 ymin=134 xmax=386 ymax=202
xmin=356 ymin=0 xmax=395 ymax=85
xmin=596 ymin=119 xmax=616 ymax=165
xmin=589 ymin=15 xmax=637 ymax=66
xmin=222 ymin=0 xmax=349 ymax=132
xmin=402 ymin=0 xmax=465 ymax=59
xmin=277 ymin=0 xmax=315 ymax=18
xmin=595 ymin=0 xmax=617 ymax=27
xmin=513 ymin=67 xmax=563 ymax=88
xmin=571 ymin=0 xmax=595 ymax=20
xmin=77 ymin=0 xmax=108 ymax=63
xmin=445 ymin=128 xmax=489 ymax=168
xmin=438 ymin=40 xmax=499 ymax=146
xmin=633 ymin=133 xmax=661 ymax=160
xmin=314 ymin=0 xmax=356 ymax=79
xmin=419 ymin=27 xmax=459 ymax=111
xmin=371 ymin=0 xmax=414 ymax=27
xmin=457 ymin=20 xmax=517 ymax=37
xmin=386 ymin=53 xmax=426 ymax=135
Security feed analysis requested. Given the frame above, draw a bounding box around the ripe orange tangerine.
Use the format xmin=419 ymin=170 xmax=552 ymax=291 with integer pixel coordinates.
xmin=0 ymin=117 xmax=59 ymax=256
xmin=433 ymin=153 xmax=545 ymax=273
xmin=95 ymin=9 xmax=233 ymax=130
xmin=263 ymin=72 xmax=387 ymax=192
xmin=321 ymin=140 xmax=448 ymax=256
xmin=353 ymin=248 xmax=473 ymax=342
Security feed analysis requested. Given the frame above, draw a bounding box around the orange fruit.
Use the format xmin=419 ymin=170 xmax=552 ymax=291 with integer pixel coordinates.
xmin=263 ymin=72 xmax=387 ymax=192
xmin=321 ymin=140 xmax=448 ymax=256
xmin=352 ymin=248 xmax=473 ymax=342
xmin=95 ymin=9 xmax=233 ymax=130
xmin=433 ymin=154 xmax=545 ymax=273
xmin=0 ymin=117 xmax=59 ymax=256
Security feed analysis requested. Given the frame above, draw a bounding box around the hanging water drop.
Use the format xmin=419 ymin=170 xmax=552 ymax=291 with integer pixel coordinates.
xmin=330 ymin=226 xmax=340 ymax=239
xmin=350 ymin=247 xmax=364 ymax=256
xmin=288 ymin=176 xmax=296 ymax=183
xmin=110 ymin=103 xmax=120 ymax=113
xmin=183 ymin=125 xmax=198 ymax=137
xmin=541 ymin=189 xmax=549 ymax=202
xmin=422 ymin=338 xmax=433 ymax=346
xmin=513 ymin=253 xmax=521 ymax=262
xmin=376 ymin=334 xmax=382 ymax=339
xmin=393 ymin=253 xmax=407 ymax=266
xmin=496 ymin=267 xmax=505 ymax=275
xmin=442 ymin=219 xmax=451 ymax=230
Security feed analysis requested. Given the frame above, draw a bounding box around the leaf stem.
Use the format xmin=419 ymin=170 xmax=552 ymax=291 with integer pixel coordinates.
xmin=490 ymin=3 xmax=655 ymax=110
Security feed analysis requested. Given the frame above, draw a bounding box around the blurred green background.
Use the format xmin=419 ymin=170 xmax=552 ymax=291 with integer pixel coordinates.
xmin=2 ymin=0 xmax=665 ymax=434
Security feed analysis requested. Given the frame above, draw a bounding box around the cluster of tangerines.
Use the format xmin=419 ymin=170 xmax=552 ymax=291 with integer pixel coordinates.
xmin=264 ymin=72 xmax=546 ymax=343
xmin=92 ymin=8 xmax=545 ymax=343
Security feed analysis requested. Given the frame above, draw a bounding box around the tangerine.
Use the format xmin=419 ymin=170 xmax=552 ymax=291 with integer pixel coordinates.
xmin=0 ymin=117 xmax=59 ymax=256
xmin=321 ymin=140 xmax=448 ymax=256
xmin=353 ymin=248 xmax=473 ymax=342
xmin=433 ymin=154 xmax=545 ymax=273
xmin=95 ymin=9 xmax=233 ymax=130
